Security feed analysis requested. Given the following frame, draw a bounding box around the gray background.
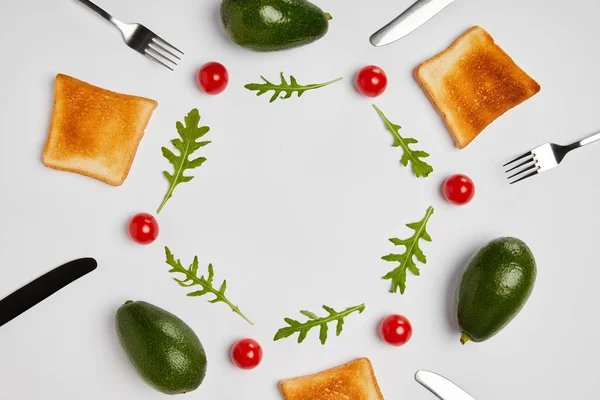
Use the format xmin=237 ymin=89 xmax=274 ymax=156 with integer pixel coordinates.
xmin=1 ymin=0 xmax=599 ymax=399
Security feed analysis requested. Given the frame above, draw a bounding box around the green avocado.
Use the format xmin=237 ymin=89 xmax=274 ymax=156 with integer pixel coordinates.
xmin=116 ymin=301 xmax=207 ymax=394
xmin=220 ymin=0 xmax=330 ymax=51
xmin=456 ymin=237 xmax=537 ymax=344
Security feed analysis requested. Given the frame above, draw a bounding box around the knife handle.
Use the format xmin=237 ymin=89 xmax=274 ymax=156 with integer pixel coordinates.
xmin=0 ymin=258 xmax=97 ymax=328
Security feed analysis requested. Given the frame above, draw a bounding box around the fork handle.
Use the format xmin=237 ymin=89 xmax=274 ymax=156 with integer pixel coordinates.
xmin=567 ymin=131 xmax=600 ymax=151
xmin=74 ymin=0 xmax=120 ymax=25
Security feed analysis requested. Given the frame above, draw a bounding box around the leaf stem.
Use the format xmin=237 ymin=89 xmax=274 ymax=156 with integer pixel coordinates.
xmin=249 ymin=77 xmax=342 ymax=92
xmin=373 ymin=104 xmax=412 ymax=158
xmin=157 ymin=137 xmax=194 ymax=214
xmin=391 ymin=207 xmax=434 ymax=281
xmin=157 ymin=197 xmax=168 ymax=214
xmin=245 ymin=74 xmax=342 ymax=102
xmin=372 ymin=104 xmax=433 ymax=178
xmin=306 ymin=77 xmax=343 ymax=90
xmin=292 ymin=304 xmax=363 ymax=332
xmin=384 ymin=206 xmax=434 ymax=294
xmin=175 ymin=264 xmax=254 ymax=325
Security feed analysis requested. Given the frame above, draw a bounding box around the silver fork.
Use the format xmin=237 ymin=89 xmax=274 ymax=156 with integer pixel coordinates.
xmin=504 ymin=131 xmax=600 ymax=184
xmin=75 ymin=0 xmax=183 ymax=70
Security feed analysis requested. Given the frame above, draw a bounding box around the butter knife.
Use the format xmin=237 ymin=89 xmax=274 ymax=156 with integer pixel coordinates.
xmin=0 ymin=258 xmax=97 ymax=328
xmin=415 ymin=370 xmax=476 ymax=400
xmin=370 ymin=0 xmax=456 ymax=47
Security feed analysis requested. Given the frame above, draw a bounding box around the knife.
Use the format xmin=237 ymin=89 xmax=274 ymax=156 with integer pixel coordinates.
xmin=415 ymin=370 xmax=476 ymax=400
xmin=370 ymin=0 xmax=456 ymax=47
xmin=0 ymin=258 xmax=97 ymax=328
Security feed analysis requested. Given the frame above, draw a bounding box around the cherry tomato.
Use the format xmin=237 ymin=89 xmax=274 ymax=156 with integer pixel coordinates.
xmin=443 ymin=174 xmax=475 ymax=206
xmin=231 ymin=338 xmax=263 ymax=370
xmin=197 ymin=62 xmax=229 ymax=95
xmin=128 ymin=213 xmax=159 ymax=245
xmin=355 ymin=65 xmax=388 ymax=97
xmin=380 ymin=315 xmax=412 ymax=346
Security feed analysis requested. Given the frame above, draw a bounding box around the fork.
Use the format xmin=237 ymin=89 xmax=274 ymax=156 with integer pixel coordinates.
xmin=504 ymin=131 xmax=600 ymax=184
xmin=74 ymin=0 xmax=183 ymax=70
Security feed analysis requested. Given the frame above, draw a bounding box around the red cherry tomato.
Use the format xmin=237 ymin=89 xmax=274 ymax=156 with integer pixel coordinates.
xmin=355 ymin=65 xmax=388 ymax=97
xmin=380 ymin=315 xmax=412 ymax=346
xmin=128 ymin=213 xmax=159 ymax=245
xmin=231 ymin=338 xmax=263 ymax=370
xmin=197 ymin=62 xmax=229 ymax=95
xmin=443 ymin=174 xmax=475 ymax=206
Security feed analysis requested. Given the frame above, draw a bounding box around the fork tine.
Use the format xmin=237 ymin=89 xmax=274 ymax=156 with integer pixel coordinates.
xmin=144 ymin=50 xmax=174 ymax=71
xmin=510 ymin=170 xmax=539 ymax=184
xmin=150 ymin=39 xmax=181 ymax=60
xmin=146 ymin=47 xmax=177 ymax=66
xmin=153 ymin=35 xmax=184 ymax=55
xmin=503 ymin=151 xmax=532 ymax=167
xmin=507 ymin=164 xmax=538 ymax=180
xmin=505 ymin=157 xmax=535 ymax=173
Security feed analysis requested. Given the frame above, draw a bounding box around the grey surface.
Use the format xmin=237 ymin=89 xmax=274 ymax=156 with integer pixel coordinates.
xmin=1 ymin=0 xmax=599 ymax=399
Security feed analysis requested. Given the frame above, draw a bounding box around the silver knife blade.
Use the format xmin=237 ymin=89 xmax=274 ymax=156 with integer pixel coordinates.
xmin=0 ymin=258 xmax=97 ymax=328
xmin=415 ymin=370 xmax=476 ymax=400
xmin=370 ymin=0 xmax=456 ymax=47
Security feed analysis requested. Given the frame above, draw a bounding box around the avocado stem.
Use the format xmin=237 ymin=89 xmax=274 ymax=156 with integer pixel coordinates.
xmin=125 ymin=300 xmax=134 ymax=305
xmin=325 ymin=12 xmax=332 ymax=20
xmin=460 ymin=333 xmax=472 ymax=345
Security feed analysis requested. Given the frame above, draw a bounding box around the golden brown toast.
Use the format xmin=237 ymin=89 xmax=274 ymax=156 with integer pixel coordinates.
xmin=415 ymin=26 xmax=541 ymax=149
xmin=279 ymin=358 xmax=384 ymax=400
xmin=42 ymin=74 xmax=158 ymax=186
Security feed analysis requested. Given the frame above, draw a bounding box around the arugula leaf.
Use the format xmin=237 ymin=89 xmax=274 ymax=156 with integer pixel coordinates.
xmin=382 ymin=206 xmax=434 ymax=294
xmin=157 ymin=109 xmax=211 ymax=214
xmin=245 ymin=73 xmax=342 ymax=103
xmin=165 ymin=247 xmax=253 ymax=325
xmin=274 ymin=303 xmax=365 ymax=344
xmin=373 ymin=104 xmax=433 ymax=178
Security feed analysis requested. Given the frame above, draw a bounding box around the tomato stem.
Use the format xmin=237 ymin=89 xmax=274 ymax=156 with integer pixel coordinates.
xmin=460 ymin=332 xmax=472 ymax=345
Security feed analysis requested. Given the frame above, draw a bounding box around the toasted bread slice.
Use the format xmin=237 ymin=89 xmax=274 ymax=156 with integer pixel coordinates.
xmin=415 ymin=26 xmax=541 ymax=149
xmin=279 ymin=358 xmax=384 ymax=400
xmin=43 ymin=74 xmax=158 ymax=186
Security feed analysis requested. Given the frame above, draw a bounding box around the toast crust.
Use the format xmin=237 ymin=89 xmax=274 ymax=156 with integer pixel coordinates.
xmin=42 ymin=74 xmax=158 ymax=186
xmin=415 ymin=26 xmax=541 ymax=149
xmin=279 ymin=358 xmax=384 ymax=400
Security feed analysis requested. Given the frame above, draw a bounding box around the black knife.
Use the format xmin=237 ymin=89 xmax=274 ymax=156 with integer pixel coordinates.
xmin=0 ymin=258 xmax=97 ymax=328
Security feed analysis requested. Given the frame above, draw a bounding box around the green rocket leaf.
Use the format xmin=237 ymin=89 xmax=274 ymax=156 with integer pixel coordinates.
xmin=157 ymin=109 xmax=211 ymax=214
xmin=373 ymin=104 xmax=433 ymax=178
xmin=382 ymin=206 xmax=434 ymax=294
xmin=274 ymin=303 xmax=365 ymax=345
xmin=245 ymin=73 xmax=342 ymax=103
xmin=165 ymin=247 xmax=253 ymax=325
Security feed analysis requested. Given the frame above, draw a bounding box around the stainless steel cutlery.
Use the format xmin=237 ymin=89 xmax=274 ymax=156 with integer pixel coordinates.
xmin=370 ymin=0 xmax=456 ymax=47
xmin=415 ymin=370 xmax=476 ymax=400
xmin=504 ymin=131 xmax=600 ymax=184
xmin=74 ymin=0 xmax=183 ymax=70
